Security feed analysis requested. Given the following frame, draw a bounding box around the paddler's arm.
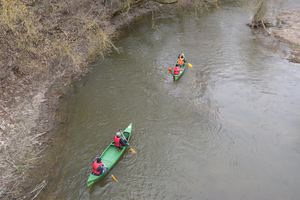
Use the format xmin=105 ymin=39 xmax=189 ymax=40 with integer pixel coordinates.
xmin=120 ymin=138 xmax=129 ymax=146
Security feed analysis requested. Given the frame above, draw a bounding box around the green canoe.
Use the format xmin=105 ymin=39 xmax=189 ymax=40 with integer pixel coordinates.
xmin=87 ymin=123 xmax=133 ymax=187
xmin=172 ymin=63 xmax=187 ymax=81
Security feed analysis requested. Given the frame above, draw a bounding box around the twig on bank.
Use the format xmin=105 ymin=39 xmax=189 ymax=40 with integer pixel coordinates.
xmin=261 ymin=19 xmax=271 ymax=35
xmin=30 ymin=180 xmax=47 ymax=200
xmin=26 ymin=155 xmax=44 ymax=162
xmin=214 ymin=0 xmax=219 ymax=8
xmin=5 ymin=158 xmax=18 ymax=171
xmin=30 ymin=131 xmax=47 ymax=141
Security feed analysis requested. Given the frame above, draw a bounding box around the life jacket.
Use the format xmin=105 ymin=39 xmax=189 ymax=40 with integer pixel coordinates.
xmin=92 ymin=160 xmax=103 ymax=175
xmin=174 ymin=66 xmax=180 ymax=75
xmin=114 ymin=136 xmax=121 ymax=147
xmin=178 ymin=58 xmax=184 ymax=66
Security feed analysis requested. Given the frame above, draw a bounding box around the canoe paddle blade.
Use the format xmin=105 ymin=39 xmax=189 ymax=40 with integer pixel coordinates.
xmin=129 ymin=147 xmax=137 ymax=154
xmin=111 ymin=174 xmax=119 ymax=182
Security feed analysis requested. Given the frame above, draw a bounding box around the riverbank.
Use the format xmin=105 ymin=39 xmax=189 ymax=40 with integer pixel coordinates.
xmin=270 ymin=9 xmax=300 ymax=63
xmin=0 ymin=1 xmax=160 ymax=199
xmin=0 ymin=0 xmax=219 ymax=199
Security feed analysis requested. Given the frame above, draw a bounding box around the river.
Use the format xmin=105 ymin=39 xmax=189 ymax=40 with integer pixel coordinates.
xmin=39 ymin=1 xmax=300 ymax=199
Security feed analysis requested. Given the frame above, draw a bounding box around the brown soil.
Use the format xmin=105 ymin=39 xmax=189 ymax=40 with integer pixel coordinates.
xmin=271 ymin=10 xmax=300 ymax=63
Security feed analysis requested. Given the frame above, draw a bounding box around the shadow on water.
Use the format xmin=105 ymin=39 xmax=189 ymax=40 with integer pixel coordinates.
xmin=39 ymin=2 xmax=300 ymax=200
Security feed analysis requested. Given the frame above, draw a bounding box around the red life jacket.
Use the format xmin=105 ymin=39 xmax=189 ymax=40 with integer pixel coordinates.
xmin=92 ymin=160 xmax=103 ymax=175
xmin=174 ymin=66 xmax=180 ymax=75
xmin=114 ymin=136 xmax=121 ymax=147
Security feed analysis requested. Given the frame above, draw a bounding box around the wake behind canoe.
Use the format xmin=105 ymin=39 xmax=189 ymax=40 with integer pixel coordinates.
xmin=87 ymin=123 xmax=133 ymax=187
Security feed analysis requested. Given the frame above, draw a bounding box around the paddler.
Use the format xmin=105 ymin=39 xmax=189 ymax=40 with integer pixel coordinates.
xmin=177 ymin=53 xmax=186 ymax=66
xmin=92 ymin=157 xmax=106 ymax=176
xmin=173 ymin=64 xmax=180 ymax=75
xmin=114 ymin=130 xmax=128 ymax=148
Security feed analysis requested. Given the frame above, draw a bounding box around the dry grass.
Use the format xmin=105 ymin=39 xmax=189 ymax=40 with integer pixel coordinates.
xmin=112 ymin=0 xmax=145 ymax=16
xmin=0 ymin=0 xmax=119 ymax=199
xmin=0 ymin=0 xmax=118 ymax=76
xmin=177 ymin=0 xmax=219 ymax=10
xmin=1 ymin=0 xmax=38 ymax=37
xmin=244 ymin=0 xmax=272 ymax=30
xmin=252 ymin=0 xmax=267 ymax=25
xmin=0 ymin=0 xmax=42 ymax=77
xmin=81 ymin=17 xmax=119 ymax=62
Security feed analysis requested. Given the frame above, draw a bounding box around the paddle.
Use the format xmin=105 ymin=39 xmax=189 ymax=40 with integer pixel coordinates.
xmin=187 ymin=63 xmax=193 ymax=68
xmin=168 ymin=67 xmax=172 ymax=74
xmin=111 ymin=174 xmax=119 ymax=182
xmin=120 ymin=132 xmax=137 ymax=154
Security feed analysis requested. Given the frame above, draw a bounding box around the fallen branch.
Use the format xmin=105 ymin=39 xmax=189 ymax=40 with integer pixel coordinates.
xmin=261 ymin=19 xmax=271 ymax=35
xmin=5 ymin=158 xmax=18 ymax=171
xmin=112 ymin=0 xmax=144 ymax=16
xmin=30 ymin=180 xmax=47 ymax=200
xmin=30 ymin=131 xmax=47 ymax=141
xmin=155 ymin=0 xmax=177 ymax=4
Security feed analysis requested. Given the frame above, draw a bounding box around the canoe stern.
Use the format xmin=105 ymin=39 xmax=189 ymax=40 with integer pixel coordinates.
xmin=86 ymin=123 xmax=133 ymax=187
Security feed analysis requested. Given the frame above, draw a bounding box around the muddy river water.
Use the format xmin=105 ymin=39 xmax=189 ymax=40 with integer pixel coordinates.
xmin=40 ymin=1 xmax=300 ymax=199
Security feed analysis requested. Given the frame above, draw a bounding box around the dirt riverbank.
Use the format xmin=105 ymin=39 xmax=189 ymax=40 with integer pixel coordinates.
xmin=270 ymin=9 xmax=300 ymax=63
xmin=0 ymin=1 xmax=161 ymax=199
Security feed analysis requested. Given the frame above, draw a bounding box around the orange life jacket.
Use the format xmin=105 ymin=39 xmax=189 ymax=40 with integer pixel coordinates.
xmin=92 ymin=160 xmax=103 ymax=175
xmin=178 ymin=58 xmax=184 ymax=66
xmin=174 ymin=66 xmax=180 ymax=75
xmin=114 ymin=136 xmax=121 ymax=147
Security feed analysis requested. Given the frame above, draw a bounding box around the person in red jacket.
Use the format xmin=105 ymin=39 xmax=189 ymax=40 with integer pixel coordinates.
xmin=173 ymin=64 xmax=181 ymax=75
xmin=92 ymin=157 xmax=106 ymax=176
xmin=114 ymin=130 xmax=128 ymax=148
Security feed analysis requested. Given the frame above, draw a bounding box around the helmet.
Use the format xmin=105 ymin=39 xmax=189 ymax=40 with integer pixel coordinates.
xmin=116 ymin=132 xmax=121 ymax=137
xmin=96 ymin=157 xmax=101 ymax=163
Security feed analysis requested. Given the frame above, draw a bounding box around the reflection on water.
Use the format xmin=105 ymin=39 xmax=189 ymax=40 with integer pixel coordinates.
xmin=40 ymin=2 xmax=300 ymax=200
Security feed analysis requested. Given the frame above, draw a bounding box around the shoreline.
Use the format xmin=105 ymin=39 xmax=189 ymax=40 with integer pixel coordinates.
xmin=270 ymin=9 xmax=300 ymax=63
xmin=0 ymin=1 xmax=163 ymax=199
